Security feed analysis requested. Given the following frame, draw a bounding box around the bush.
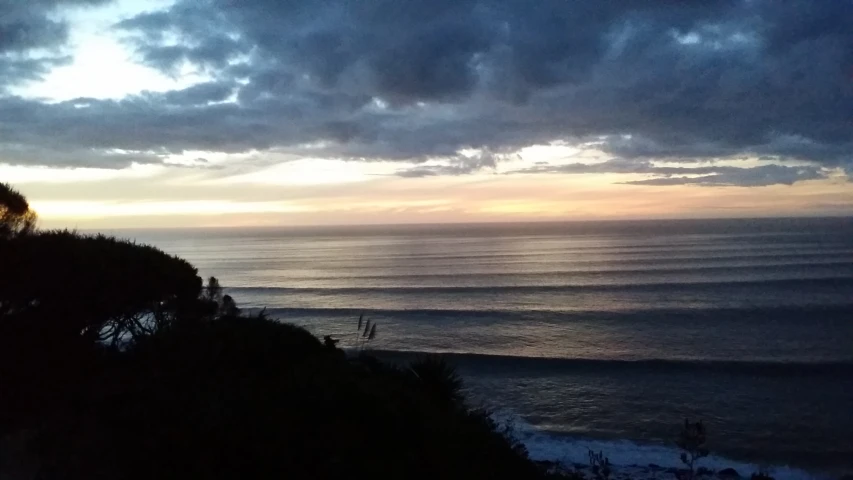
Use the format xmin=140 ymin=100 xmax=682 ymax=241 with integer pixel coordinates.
xmin=0 ymin=230 xmax=203 ymax=343
xmin=677 ymin=419 xmax=710 ymax=480
xmin=16 ymin=315 xmax=547 ymax=479
xmin=0 ymin=182 xmax=37 ymax=239
xmin=0 ymin=229 xmax=207 ymax=433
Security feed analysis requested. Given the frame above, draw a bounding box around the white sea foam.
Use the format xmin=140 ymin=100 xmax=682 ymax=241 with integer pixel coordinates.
xmin=498 ymin=414 xmax=829 ymax=480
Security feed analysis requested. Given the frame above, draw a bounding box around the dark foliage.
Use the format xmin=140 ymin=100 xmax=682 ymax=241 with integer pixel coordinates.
xmin=588 ymin=450 xmax=612 ymax=480
xmin=751 ymin=470 xmax=775 ymax=480
xmin=0 ymin=230 xmax=203 ymax=340
xmin=677 ymin=419 xmax=710 ymax=480
xmin=409 ymin=354 xmax=465 ymax=407
xmin=0 ymin=228 xmax=207 ymax=433
xmin=696 ymin=466 xmax=714 ymax=476
xmin=353 ymin=314 xmax=379 ymax=351
xmin=0 ymin=183 xmax=37 ymax=239
xmin=0 ymin=185 xmax=750 ymax=479
xmin=6 ymin=316 xmax=546 ymax=479
xmin=0 ymin=184 xmax=549 ymax=478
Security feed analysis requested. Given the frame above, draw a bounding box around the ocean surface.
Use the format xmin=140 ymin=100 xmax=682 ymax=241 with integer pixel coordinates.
xmin=120 ymin=218 xmax=853 ymax=478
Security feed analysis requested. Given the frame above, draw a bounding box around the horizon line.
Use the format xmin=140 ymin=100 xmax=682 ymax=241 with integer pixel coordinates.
xmin=78 ymin=213 xmax=853 ymax=232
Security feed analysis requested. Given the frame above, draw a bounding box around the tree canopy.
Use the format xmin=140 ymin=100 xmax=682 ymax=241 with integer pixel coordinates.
xmin=0 ymin=183 xmax=37 ymax=238
xmin=0 ymin=183 xmax=546 ymax=479
xmin=0 ymin=231 xmax=203 ymax=343
xmin=0 ymin=187 xmax=210 ymax=431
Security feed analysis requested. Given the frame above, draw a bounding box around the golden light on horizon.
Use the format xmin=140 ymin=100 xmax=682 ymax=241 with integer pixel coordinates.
xmin=32 ymin=200 xmax=314 ymax=219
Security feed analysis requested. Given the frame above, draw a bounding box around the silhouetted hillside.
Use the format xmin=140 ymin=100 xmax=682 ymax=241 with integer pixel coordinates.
xmin=0 ymin=188 xmax=550 ymax=478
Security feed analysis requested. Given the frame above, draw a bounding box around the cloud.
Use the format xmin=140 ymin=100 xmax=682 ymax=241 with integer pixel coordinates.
xmin=620 ymin=165 xmax=826 ymax=187
xmin=0 ymin=0 xmax=111 ymax=90
xmin=0 ymin=0 xmax=851 ymax=185
xmin=509 ymin=159 xmax=826 ymax=187
xmin=160 ymin=80 xmax=236 ymax=106
xmin=114 ymin=3 xmax=249 ymax=76
xmin=394 ymin=150 xmax=499 ymax=177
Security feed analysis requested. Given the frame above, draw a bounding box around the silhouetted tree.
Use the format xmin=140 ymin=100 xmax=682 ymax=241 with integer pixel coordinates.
xmin=200 ymin=277 xmax=241 ymax=317
xmin=0 ymin=230 xmax=203 ymax=345
xmin=0 ymin=182 xmax=37 ymax=238
xmin=220 ymin=293 xmax=240 ymax=316
xmin=0 ymin=188 xmax=206 ymax=432
xmin=204 ymin=276 xmax=223 ymax=304
xmin=0 ymin=183 xmax=591 ymax=479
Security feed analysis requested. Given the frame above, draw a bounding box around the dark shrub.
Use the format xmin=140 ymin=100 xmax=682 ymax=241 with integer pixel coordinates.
xmin=0 ymin=230 xmax=204 ymax=432
xmin=24 ymin=317 xmax=546 ymax=479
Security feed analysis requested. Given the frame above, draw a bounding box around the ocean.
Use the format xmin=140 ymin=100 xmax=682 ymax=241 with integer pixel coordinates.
xmin=121 ymin=217 xmax=853 ymax=478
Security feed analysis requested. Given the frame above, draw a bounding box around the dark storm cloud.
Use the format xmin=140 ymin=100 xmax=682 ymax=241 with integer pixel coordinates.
xmin=115 ymin=3 xmax=249 ymax=75
xmin=2 ymin=0 xmax=852 ymax=186
xmin=0 ymin=0 xmax=110 ymax=89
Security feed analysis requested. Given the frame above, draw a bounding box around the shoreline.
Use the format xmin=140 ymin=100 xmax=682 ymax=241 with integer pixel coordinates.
xmin=516 ymin=431 xmax=840 ymax=480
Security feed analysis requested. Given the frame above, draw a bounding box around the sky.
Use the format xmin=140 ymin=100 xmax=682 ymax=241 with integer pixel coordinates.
xmin=1 ymin=0 xmax=852 ymax=229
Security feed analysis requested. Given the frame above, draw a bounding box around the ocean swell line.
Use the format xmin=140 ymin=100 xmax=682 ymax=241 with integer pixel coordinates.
xmin=368 ymin=350 xmax=853 ymax=376
xmin=225 ymin=276 xmax=853 ymax=295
